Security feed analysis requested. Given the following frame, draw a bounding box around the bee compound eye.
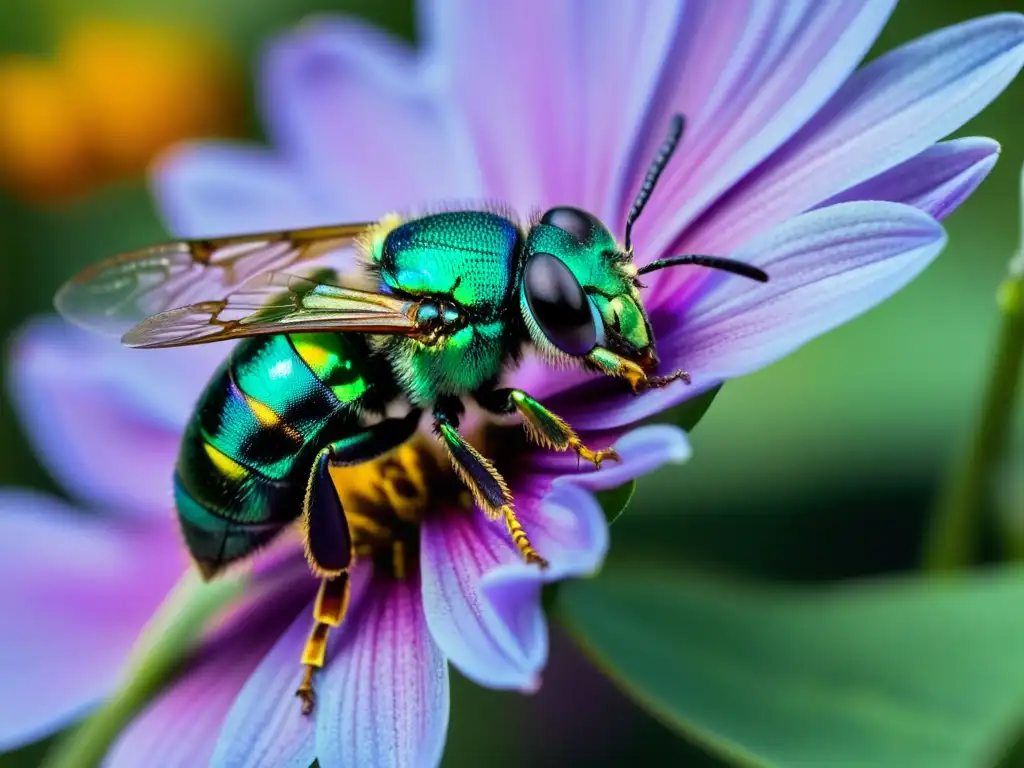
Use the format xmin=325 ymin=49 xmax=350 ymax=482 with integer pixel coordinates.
xmin=523 ymin=252 xmax=597 ymax=356
xmin=540 ymin=207 xmax=597 ymax=242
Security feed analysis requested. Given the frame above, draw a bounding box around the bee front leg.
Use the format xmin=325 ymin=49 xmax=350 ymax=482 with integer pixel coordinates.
xmin=585 ymin=346 xmax=690 ymax=393
xmin=433 ymin=399 xmax=547 ymax=568
xmin=474 ymin=387 xmax=620 ymax=469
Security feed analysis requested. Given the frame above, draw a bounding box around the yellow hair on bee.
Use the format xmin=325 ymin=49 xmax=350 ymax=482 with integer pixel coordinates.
xmin=358 ymin=212 xmax=404 ymax=264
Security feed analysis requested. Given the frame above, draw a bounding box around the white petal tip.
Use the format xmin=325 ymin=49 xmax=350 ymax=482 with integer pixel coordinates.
xmin=666 ymin=437 xmax=694 ymax=464
xmin=520 ymin=674 xmax=543 ymax=695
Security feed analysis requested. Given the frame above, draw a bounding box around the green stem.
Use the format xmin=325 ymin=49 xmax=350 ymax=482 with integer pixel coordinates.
xmin=41 ymin=570 xmax=246 ymax=768
xmin=923 ymin=255 xmax=1024 ymax=572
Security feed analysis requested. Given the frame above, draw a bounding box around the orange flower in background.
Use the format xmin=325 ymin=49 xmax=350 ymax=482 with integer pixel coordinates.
xmin=0 ymin=57 xmax=93 ymax=200
xmin=0 ymin=19 xmax=241 ymax=202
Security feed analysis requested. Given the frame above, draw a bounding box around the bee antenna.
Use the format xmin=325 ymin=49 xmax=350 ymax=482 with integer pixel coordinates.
xmin=636 ymin=254 xmax=769 ymax=283
xmin=624 ymin=113 xmax=685 ymax=254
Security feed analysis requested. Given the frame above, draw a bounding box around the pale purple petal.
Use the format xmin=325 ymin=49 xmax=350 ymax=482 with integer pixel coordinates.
xmin=513 ymin=481 xmax=609 ymax=581
xmin=153 ymin=143 xmax=337 ymax=238
xmin=420 ymin=505 xmax=537 ymax=690
xmin=819 ymin=137 xmax=1001 ymax=220
xmin=530 ymin=425 xmax=692 ymax=492
xmin=421 ymin=480 xmax=608 ymax=692
xmin=106 ymin=568 xmax=311 ymax=768
xmin=9 ymin=317 xmax=219 ymax=515
xmin=0 ymin=491 xmax=185 ymax=750
xmin=471 ymin=483 xmax=608 ymax=685
xmin=671 ymin=13 xmax=1024 ymax=271
xmin=263 ymin=18 xmax=477 ymax=220
xmin=572 ymin=201 xmax=948 ymax=430
xmin=622 ymin=0 xmax=896 ymax=259
xmin=208 ymin=593 xmax=321 ymax=768
xmin=317 ymin=571 xmax=449 ymax=768
xmin=505 ymin=349 xmax=599 ymax=402
xmin=424 ymin=0 xmax=685 ymax=214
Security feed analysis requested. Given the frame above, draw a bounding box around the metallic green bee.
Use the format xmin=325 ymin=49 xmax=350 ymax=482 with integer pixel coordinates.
xmin=55 ymin=115 xmax=767 ymax=712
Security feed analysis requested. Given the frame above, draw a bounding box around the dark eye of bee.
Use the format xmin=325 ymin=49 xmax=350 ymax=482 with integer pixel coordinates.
xmin=540 ymin=207 xmax=597 ymax=242
xmin=523 ymin=252 xmax=597 ymax=356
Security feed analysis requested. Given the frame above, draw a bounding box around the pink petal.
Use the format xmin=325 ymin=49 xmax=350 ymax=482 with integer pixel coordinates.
xmin=420 ymin=478 xmax=609 ymax=692
xmin=424 ymin=0 xmax=686 ymax=215
xmin=420 ymin=504 xmax=538 ymax=690
xmin=154 ymin=142 xmax=338 ymax=239
xmin=316 ymin=571 xmax=449 ymax=768
xmin=573 ymin=201 xmax=947 ymax=430
xmin=0 ymin=491 xmax=185 ymax=750
xmin=819 ymin=137 xmax=1001 ymax=220
xmin=9 ymin=317 xmax=219 ymax=516
xmin=263 ymin=17 xmax=478 ymax=220
xmin=207 ymin=586 xmax=323 ymax=767
xmin=106 ymin=566 xmax=312 ymax=768
xmin=623 ymin=0 xmax=896 ymax=259
xmin=674 ymin=13 xmax=1024 ymax=263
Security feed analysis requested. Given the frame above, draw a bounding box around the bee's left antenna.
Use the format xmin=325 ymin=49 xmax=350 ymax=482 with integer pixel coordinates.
xmin=623 ymin=113 xmax=685 ymax=253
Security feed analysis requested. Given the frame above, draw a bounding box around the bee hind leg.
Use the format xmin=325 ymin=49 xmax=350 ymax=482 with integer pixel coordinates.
xmin=474 ymin=386 xmax=621 ymax=469
xmin=433 ymin=399 xmax=548 ymax=568
xmin=297 ymin=574 xmax=350 ymax=715
xmin=296 ymin=409 xmax=422 ymax=714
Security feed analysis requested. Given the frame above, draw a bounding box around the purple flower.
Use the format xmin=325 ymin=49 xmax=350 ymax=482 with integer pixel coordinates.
xmin=2 ymin=2 xmax=1021 ymax=766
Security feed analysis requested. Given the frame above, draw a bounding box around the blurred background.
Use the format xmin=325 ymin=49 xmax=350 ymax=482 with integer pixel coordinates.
xmin=0 ymin=0 xmax=1021 ymax=766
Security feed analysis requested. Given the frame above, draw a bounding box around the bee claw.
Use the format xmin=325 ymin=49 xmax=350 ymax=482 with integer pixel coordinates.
xmin=525 ymin=551 xmax=550 ymax=569
xmin=647 ymin=370 xmax=691 ymax=389
xmin=296 ymin=667 xmax=316 ymax=716
xmin=297 ymin=688 xmax=315 ymax=716
xmin=575 ymin=445 xmax=621 ymax=469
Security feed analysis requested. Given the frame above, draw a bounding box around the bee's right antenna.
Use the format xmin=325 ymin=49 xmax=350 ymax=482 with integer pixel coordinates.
xmin=623 ymin=113 xmax=685 ymax=254
xmin=636 ymin=254 xmax=768 ymax=282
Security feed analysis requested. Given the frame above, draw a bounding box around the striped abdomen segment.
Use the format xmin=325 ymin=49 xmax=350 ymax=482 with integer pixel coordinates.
xmin=174 ymin=332 xmax=379 ymax=576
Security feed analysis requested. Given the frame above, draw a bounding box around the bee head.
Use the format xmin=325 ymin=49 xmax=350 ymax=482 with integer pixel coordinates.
xmin=519 ymin=115 xmax=768 ymax=380
xmin=520 ymin=206 xmax=658 ymax=372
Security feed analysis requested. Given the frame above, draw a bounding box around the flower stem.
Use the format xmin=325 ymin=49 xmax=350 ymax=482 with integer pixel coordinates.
xmin=41 ymin=569 xmax=246 ymax=768
xmin=923 ymin=252 xmax=1024 ymax=572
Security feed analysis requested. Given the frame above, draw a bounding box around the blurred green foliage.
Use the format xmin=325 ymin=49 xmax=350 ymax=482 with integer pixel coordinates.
xmin=562 ymin=567 xmax=1024 ymax=768
xmin=0 ymin=0 xmax=1022 ymax=766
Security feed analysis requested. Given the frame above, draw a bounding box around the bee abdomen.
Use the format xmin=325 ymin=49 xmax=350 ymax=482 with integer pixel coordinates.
xmin=173 ymin=332 xmax=384 ymax=576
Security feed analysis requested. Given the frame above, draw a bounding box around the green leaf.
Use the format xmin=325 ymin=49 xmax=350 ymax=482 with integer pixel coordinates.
xmin=658 ymin=385 xmax=722 ymax=432
xmin=558 ymin=566 xmax=1024 ymax=768
xmin=596 ymin=480 xmax=636 ymax=526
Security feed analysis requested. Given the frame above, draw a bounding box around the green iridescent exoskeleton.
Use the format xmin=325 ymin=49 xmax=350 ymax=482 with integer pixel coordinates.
xmin=173 ymin=330 xmax=399 ymax=575
xmin=54 ymin=114 xmax=769 ymax=715
xmin=371 ymin=210 xmax=519 ymax=404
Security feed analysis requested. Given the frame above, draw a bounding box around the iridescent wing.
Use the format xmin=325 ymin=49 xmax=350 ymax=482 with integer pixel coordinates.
xmin=55 ymin=223 xmax=374 ymax=337
xmin=122 ymin=271 xmax=422 ymax=349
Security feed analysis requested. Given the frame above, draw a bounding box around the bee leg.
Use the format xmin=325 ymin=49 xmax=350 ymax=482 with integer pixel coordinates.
xmin=296 ymin=409 xmax=422 ymax=714
xmin=585 ymin=346 xmax=689 ymax=393
xmin=432 ymin=399 xmax=547 ymax=568
xmin=475 ymin=386 xmax=621 ymax=469
xmin=647 ymin=370 xmax=691 ymax=388
xmin=297 ymin=573 xmax=350 ymax=716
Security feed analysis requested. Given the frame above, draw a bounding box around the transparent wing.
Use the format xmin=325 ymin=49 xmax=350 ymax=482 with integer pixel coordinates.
xmin=55 ymin=222 xmax=374 ymax=337
xmin=122 ymin=272 xmax=423 ymax=349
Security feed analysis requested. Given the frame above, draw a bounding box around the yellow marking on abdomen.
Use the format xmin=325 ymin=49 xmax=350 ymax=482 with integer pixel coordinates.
xmin=291 ymin=337 xmax=333 ymax=376
xmin=244 ymin=392 xmax=302 ymax=442
xmin=203 ymin=442 xmax=249 ymax=482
